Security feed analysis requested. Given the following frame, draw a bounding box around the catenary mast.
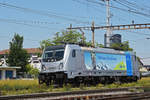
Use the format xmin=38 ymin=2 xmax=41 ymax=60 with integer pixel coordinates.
xmin=105 ymin=0 xmax=112 ymax=47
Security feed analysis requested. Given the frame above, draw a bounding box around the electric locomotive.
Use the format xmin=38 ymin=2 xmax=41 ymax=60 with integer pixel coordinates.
xmin=38 ymin=44 xmax=141 ymax=85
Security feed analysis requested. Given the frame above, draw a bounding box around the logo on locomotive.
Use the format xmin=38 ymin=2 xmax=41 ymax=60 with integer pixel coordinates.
xmin=84 ymin=51 xmax=127 ymax=71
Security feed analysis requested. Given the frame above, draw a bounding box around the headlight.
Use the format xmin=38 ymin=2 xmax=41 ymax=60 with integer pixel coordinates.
xmin=59 ymin=63 xmax=63 ymax=69
xmin=42 ymin=65 xmax=46 ymax=71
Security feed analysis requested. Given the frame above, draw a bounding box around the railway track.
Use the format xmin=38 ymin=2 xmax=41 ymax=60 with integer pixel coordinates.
xmin=0 ymin=87 xmax=149 ymax=100
xmin=45 ymin=92 xmax=150 ymax=100
xmin=97 ymin=92 xmax=150 ymax=100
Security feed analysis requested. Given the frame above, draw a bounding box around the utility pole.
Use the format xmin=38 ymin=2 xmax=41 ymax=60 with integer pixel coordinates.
xmin=79 ymin=28 xmax=85 ymax=44
xmin=70 ymin=24 xmax=72 ymax=31
xmin=105 ymin=0 xmax=112 ymax=47
xmin=91 ymin=21 xmax=95 ymax=47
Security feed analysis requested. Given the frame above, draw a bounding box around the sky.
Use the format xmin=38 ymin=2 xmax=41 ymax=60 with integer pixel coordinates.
xmin=0 ymin=0 xmax=150 ymax=65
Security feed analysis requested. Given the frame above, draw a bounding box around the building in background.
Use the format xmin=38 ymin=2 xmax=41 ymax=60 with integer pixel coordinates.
xmin=0 ymin=48 xmax=42 ymax=58
xmin=104 ymin=34 xmax=122 ymax=47
xmin=0 ymin=58 xmax=20 ymax=80
xmin=0 ymin=48 xmax=42 ymax=71
xmin=110 ymin=34 xmax=122 ymax=45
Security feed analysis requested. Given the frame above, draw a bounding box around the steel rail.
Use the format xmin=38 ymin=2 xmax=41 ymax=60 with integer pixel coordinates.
xmin=51 ymin=92 xmax=150 ymax=100
xmin=0 ymin=87 xmax=145 ymax=100
xmin=97 ymin=92 xmax=150 ymax=100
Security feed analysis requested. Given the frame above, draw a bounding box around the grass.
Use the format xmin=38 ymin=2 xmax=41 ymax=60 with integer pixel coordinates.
xmin=0 ymin=80 xmax=38 ymax=91
xmin=0 ymin=77 xmax=150 ymax=96
xmin=0 ymin=80 xmax=48 ymax=95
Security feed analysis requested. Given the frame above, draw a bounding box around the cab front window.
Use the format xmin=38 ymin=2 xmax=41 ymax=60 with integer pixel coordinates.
xmin=42 ymin=49 xmax=64 ymax=62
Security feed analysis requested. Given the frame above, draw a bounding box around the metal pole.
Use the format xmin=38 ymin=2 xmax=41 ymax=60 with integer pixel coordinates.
xmin=70 ymin=24 xmax=72 ymax=31
xmin=91 ymin=21 xmax=95 ymax=47
xmin=79 ymin=28 xmax=85 ymax=44
xmin=106 ymin=0 xmax=110 ymax=27
xmin=105 ymin=0 xmax=112 ymax=47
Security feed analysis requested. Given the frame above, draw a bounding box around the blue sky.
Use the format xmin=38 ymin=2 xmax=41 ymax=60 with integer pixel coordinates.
xmin=0 ymin=0 xmax=150 ymax=64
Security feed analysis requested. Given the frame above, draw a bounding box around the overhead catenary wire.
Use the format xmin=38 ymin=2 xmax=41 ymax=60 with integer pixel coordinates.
xmin=72 ymin=0 xmax=106 ymax=26
xmin=0 ymin=18 xmax=61 ymax=25
xmin=0 ymin=0 xmax=149 ymax=46
xmin=0 ymin=2 xmax=92 ymax=25
xmin=98 ymin=0 xmax=148 ymax=25
xmin=72 ymin=0 xmax=106 ymax=13
xmin=120 ymin=0 xmax=150 ymax=13
xmin=85 ymin=0 xmax=150 ymax=18
xmin=0 ymin=18 xmax=60 ymax=30
xmin=114 ymin=0 xmax=150 ymax=19
xmin=113 ymin=0 xmax=138 ymax=11
xmin=47 ymin=7 xmax=102 ymax=20
xmin=0 ymin=1 xmax=104 ymax=22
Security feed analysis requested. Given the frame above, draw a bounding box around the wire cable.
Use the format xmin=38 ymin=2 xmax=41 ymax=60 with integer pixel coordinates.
xmin=0 ymin=18 xmax=60 ymax=30
xmin=0 ymin=2 xmax=91 ymax=24
xmin=86 ymin=0 xmax=150 ymax=18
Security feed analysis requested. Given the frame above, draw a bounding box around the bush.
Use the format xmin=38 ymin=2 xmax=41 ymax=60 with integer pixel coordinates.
xmin=63 ymin=84 xmax=72 ymax=91
xmin=96 ymin=83 xmax=104 ymax=88
xmin=26 ymin=64 xmax=39 ymax=78
xmin=106 ymin=83 xmax=120 ymax=88
xmin=79 ymin=84 xmax=86 ymax=90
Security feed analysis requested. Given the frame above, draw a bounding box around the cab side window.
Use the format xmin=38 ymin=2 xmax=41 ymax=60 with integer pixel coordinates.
xmin=72 ymin=49 xmax=76 ymax=57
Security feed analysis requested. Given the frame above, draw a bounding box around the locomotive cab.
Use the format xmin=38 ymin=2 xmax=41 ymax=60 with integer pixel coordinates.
xmin=39 ymin=45 xmax=67 ymax=85
xmin=41 ymin=45 xmax=65 ymax=72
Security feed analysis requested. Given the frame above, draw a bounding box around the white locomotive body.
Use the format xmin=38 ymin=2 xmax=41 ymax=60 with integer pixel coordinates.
xmin=38 ymin=44 xmax=140 ymax=85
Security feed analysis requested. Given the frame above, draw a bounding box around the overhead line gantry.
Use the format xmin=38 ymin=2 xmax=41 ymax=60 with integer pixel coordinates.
xmin=67 ymin=23 xmax=150 ymax=30
xmin=67 ymin=23 xmax=150 ymax=47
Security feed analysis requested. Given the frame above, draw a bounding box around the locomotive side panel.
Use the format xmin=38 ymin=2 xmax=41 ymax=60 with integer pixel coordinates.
xmin=66 ymin=46 xmax=140 ymax=79
xmin=64 ymin=45 xmax=84 ymax=79
xmin=131 ymin=55 xmax=141 ymax=78
xmin=83 ymin=50 xmax=140 ymax=78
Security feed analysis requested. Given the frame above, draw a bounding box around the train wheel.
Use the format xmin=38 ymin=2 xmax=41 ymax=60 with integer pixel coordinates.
xmin=38 ymin=79 xmax=43 ymax=84
xmin=38 ymin=75 xmax=44 ymax=85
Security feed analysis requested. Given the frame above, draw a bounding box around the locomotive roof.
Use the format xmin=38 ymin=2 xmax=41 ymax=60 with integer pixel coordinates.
xmin=44 ymin=44 xmax=135 ymax=55
xmin=45 ymin=45 xmax=65 ymax=51
xmin=81 ymin=46 xmax=126 ymax=54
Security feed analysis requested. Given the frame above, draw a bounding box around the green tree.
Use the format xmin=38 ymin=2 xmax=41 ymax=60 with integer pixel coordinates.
xmin=26 ymin=64 xmax=39 ymax=78
xmin=8 ymin=34 xmax=29 ymax=73
xmin=25 ymin=64 xmax=33 ymax=73
xmin=40 ymin=39 xmax=53 ymax=50
xmin=40 ymin=30 xmax=83 ymax=49
xmin=110 ymin=41 xmax=133 ymax=51
xmin=40 ymin=30 xmax=133 ymax=51
xmin=95 ymin=42 xmax=104 ymax=48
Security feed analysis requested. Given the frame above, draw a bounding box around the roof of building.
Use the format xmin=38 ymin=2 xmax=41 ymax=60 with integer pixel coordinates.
xmin=0 ymin=66 xmax=21 ymax=69
xmin=0 ymin=49 xmax=9 ymax=55
xmin=0 ymin=48 xmax=42 ymax=55
xmin=25 ymin=48 xmax=42 ymax=54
